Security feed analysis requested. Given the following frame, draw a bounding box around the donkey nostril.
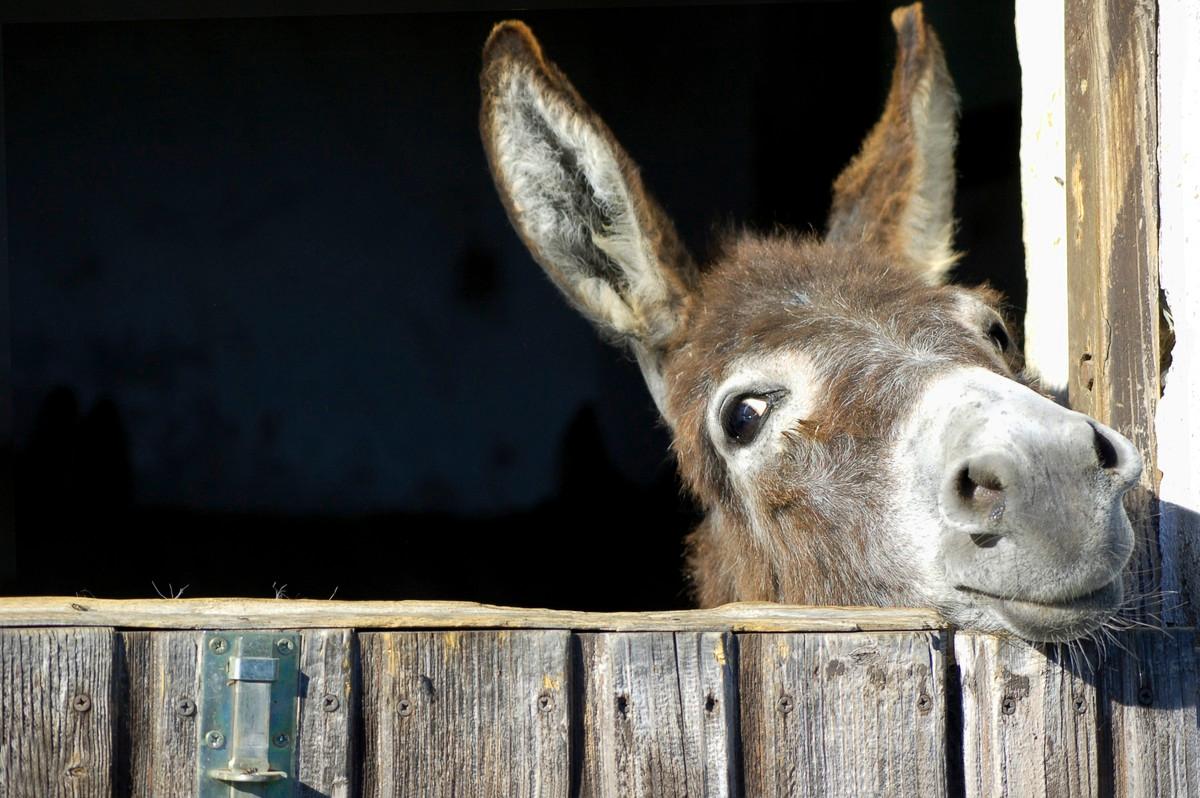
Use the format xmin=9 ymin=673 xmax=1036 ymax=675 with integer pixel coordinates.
xmin=1090 ymin=422 xmax=1120 ymax=470
xmin=957 ymin=464 xmax=1004 ymax=497
xmin=969 ymin=532 xmax=1001 ymax=548
xmin=954 ymin=463 xmax=1006 ymax=523
xmin=955 ymin=467 xmax=975 ymax=502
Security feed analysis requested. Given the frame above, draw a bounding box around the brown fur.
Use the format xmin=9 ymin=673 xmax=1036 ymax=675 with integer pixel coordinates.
xmin=480 ymin=5 xmax=1024 ymax=609
xmin=479 ymin=20 xmax=697 ymax=351
xmin=827 ymin=4 xmax=960 ymax=278
xmin=665 ymin=235 xmax=1020 ymax=606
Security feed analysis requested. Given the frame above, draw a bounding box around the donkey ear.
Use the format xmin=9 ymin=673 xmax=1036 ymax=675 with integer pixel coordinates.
xmin=480 ymin=21 xmax=697 ymax=360
xmin=825 ymin=3 xmax=960 ymax=284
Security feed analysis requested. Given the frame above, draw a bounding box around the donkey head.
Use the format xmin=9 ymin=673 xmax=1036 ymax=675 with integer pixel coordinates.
xmin=479 ymin=4 xmax=1141 ymax=641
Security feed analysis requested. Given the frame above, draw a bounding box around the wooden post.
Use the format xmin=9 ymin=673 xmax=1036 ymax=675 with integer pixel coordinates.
xmin=1065 ymin=0 xmax=1163 ymax=619
xmin=1064 ymin=2 xmax=1200 ymax=795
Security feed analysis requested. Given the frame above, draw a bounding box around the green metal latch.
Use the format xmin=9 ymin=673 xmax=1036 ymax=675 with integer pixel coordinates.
xmin=197 ymin=632 xmax=300 ymax=798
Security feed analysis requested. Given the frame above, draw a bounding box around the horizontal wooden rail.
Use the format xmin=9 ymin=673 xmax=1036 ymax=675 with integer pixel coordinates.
xmin=0 ymin=597 xmax=944 ymax=631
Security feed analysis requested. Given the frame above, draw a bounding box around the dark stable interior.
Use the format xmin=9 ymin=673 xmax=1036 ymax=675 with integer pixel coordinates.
xmin=1 ymin=1 xmax=1022 ymax=608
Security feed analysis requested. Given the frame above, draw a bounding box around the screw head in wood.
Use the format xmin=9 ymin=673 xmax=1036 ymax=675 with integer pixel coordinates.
xmin=1073 ymin=695 xmax=1087 ymax=715
xmin=777 ymin=694 xmax=794 ymax=715
xmin=537 ymin=692 xmax=554 ymax=713
xmin=71 ymin=693 xmax=92 ymax=713
xmin=916 ymin=693 xmax=932 ymax=714
xmin=321 ymin=694 xmax=340 ymax=713
xmin=276 ymin=638 xmax=295 ymax=655
xmin=1138 ymin=686 xmax=1154 ymax=706
xmin=1001 ymin=695 xmax=1017 ymax=715
xmin=176 ymin=698 xmax=196 ymax=717
xmin=397 ymin=698 xmax=412 ymax=717
xmin=205 ymin=730 xmax=225 ymax=749
xmin=208 ymin=637 xmax=228 ymax=654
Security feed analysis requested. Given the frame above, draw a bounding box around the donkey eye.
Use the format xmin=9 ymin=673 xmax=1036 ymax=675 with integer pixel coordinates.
xmin=987 ymin=321 xmax=1011 ymax=353
xmin=722 ymin=394 xmax=773 ymax=445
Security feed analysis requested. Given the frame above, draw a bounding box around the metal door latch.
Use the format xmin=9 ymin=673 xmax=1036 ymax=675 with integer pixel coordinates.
xmin=197 ymin=632 xmax=300 ymax=797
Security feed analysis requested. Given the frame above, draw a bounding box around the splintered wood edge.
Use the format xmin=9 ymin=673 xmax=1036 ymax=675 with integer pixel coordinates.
xmin=0 ymin=598 xmax=945 ymax=632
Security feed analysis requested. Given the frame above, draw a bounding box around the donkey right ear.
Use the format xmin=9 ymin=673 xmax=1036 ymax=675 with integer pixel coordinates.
xmin=480 ymin=21 xmax=696 ymax=355
xmin=825 ymin=3 xmax=960 ymax=284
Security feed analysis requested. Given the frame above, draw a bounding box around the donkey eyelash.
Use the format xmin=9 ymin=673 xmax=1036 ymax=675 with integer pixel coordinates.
xmin=987 ymin=320 xmax=1011 ymax=353
xmin=718 ymin=389 xmax=789 ymax=446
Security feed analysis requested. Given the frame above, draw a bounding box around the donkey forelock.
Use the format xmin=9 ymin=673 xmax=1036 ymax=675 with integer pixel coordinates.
xmin=479 ymin=4 xmax=1141 ymax=642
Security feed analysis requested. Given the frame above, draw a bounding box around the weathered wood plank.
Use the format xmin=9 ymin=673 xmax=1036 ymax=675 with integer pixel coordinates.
xmin=120 ymin=629 xmax=356 ymax=797
xmin=360 ymin=630 xmax=570 ymax=797
xmin=0 ymin=597 xmax=944 ymax=632
xmin=1065 ymin=0 xmax=1162 ymax=619
xmin=119 ymin=631 xmax=201 ymax=798
xmin=0 ymin=627 xmax=115 ymax=797
xmin=955 ymin=633 xmax=1099 ymax=797
xmin=1100 ymin=628 xmax=1200 ymax=797
xmin=576 ymin=632 xmax=737 ymax=797
xmin=739 ymin=631 xmax=946 ymax=797
xmin=1062 ymin=3 xmax=1199 ymax=794
xmin=296 ymin=629 xmax=357 ymax=798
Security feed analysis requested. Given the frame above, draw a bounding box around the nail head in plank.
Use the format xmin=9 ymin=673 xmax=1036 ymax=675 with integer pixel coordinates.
xmin=955 ymin=633 xmax=1099 ymax=797
xmin=120 ymin=631 xmax=202 ymax=798
xmin=296 ymin=629 xmax=358 ymax=798
xmin=739 ymin=631 xmax=947 ymax=797
xmin=576 ymin=631 xmax=738 ymax=797
xmin=1101 ymin=628 xmax=1200 ymax=797
xmin=0 ymin=627 xmax=116 ymax=797
xmin=360 ymin=630 xmax=570 ymax=798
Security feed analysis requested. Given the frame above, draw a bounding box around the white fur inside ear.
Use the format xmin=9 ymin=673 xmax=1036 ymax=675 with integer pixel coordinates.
xmin=904 ymin=65 xmax=960 ymax=284
xmin=491 ymin=65 xmax=674 ymax=342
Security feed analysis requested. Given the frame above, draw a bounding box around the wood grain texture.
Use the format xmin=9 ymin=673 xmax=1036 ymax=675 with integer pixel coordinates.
xmin=955 ymin=633 xmax=1099 ymax=797
xmin=0 ymin=627 xmax=115 ymax=797
xmin=0 ymin=597 xmax=944 ymax=632
xmin=576 ymin=632 xmax=737 ymax=797
xmin=1063 ymin=4 xmax=1200 ymax=794
xmin=739 ymin=631 xmax=947 ymax=797
xmin=1100 ymin=628 xmax=1200 ymax=797
xmin=296 ymin=629 xmax=357 ymax=798
xmin=119 ymin=631 xmax=201 ymax=798
xmin=1065 ymin=0 xmax=1163 ymax=619
xmin=120 ymin=629 xmax=356 ymax=798
xmin=360 ymin=630 xmax=570 ymax=798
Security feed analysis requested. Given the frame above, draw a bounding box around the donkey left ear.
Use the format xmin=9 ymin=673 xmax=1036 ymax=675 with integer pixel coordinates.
xmin=825 ymin=2 xmax=960 ymax=284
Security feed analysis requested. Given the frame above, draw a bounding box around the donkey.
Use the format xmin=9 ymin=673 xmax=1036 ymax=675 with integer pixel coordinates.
xmin=478 ymin=3 xmax=1142 ymax=642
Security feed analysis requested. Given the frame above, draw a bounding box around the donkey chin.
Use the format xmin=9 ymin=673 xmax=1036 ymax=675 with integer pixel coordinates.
xmin=896 ymin=366 xmax=1142 ymax=643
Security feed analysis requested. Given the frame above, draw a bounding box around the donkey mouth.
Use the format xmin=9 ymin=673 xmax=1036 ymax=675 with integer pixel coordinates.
xmin=955 ymin=578 xmax=1124 ymax=642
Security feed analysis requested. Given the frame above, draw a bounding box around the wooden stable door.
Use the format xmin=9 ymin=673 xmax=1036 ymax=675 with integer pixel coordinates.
xmin=1 ymin=599 xmax=1198 ymax=796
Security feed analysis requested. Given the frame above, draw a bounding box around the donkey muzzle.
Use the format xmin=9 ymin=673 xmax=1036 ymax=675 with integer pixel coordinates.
xmin=906 ymin=367 xmax=1141 ymax=640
